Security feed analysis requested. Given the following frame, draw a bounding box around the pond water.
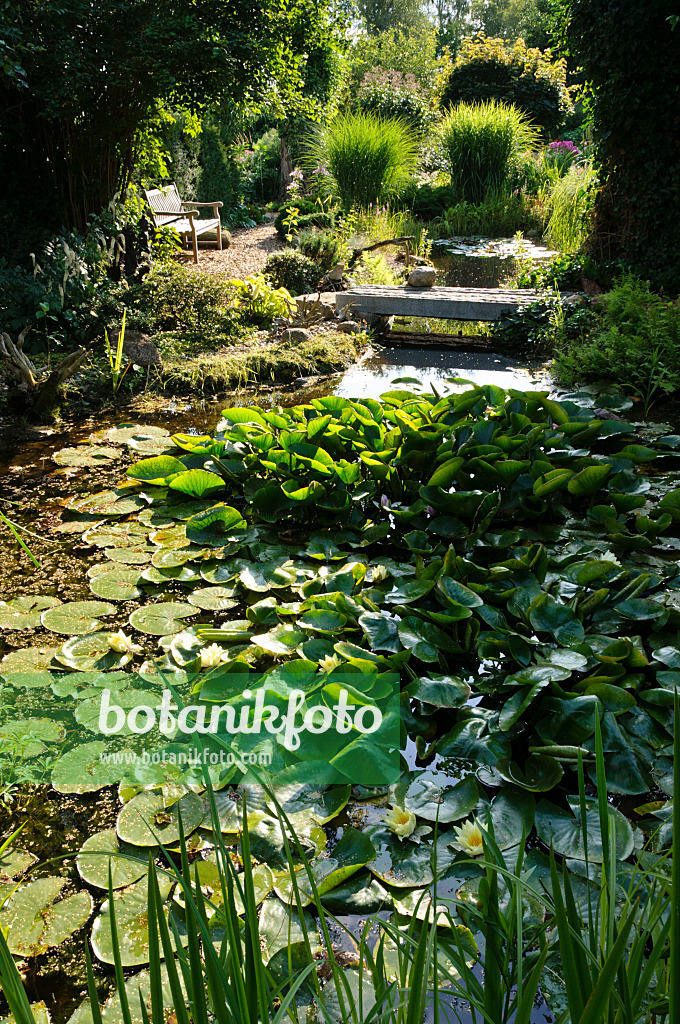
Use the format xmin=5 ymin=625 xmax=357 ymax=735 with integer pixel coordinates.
xmin=432 ymin=235 xmax=557 ymax=289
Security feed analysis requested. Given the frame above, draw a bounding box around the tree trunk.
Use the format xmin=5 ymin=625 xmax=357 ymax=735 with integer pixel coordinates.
xmin=278 ymin=135 xmax=293 ymax=203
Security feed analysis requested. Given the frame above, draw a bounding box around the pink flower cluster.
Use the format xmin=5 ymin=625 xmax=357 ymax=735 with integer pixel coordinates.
xmin=548 ymin=140 xmax=581 ymax=155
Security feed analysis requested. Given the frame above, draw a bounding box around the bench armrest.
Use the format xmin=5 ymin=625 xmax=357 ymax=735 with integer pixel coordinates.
xmin=182 ymin=200 xmax=223 ymax=209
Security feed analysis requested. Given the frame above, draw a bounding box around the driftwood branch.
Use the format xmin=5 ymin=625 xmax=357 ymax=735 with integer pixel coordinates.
xmin=0 ymin=328 xmax=38 ymax=387
xmin=349 ymin=235 xmax=416 ymax=268
xmin=0 ymin=325 xmax=93 ymax=420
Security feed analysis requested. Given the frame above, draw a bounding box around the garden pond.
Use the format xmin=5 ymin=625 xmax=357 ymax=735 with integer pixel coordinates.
xmin=0 ymin=363 xmax=678 ymax=1024
xmin=432 ymin=236 xmax=557 ymax=289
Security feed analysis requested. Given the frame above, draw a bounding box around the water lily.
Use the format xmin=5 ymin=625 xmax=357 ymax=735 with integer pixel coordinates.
xmin=451 ymin=818 xmax=485 ymax=857
xmin=383 ymin=804 xmax=416 ymax=839
xmin=200 ymin=643 xmax=226 ymax=668
xmin=107 ymin=630 xmax=142 ymax=656
xmin=371 ymin=564 xmax=389 ymax=582
xmin=601 ymin=550 xmax=622 ymax=567
xmin=319 ymin=653 xmax=342 ymax=673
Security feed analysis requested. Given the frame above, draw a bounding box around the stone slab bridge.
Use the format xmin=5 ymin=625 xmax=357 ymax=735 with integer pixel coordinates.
xmin=336 ymin=285 xmax=541 ymax=322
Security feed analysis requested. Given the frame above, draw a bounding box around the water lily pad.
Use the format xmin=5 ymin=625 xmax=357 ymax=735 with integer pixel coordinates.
xmin=168 ymin=469 xmax=225 ymax=499
xmin=55 ymin=633 xmax=131 ymax=672
xmin=89 ymin=569 xmax=143 ymax=602
xmin=0 ymin=877 xmax=93 ymax=956
xmin=0 ymin=718 xmax=65 ymax=758
xmin=0 ymin=847 xmax=37 ymax=882
xmin=116 ymin=790 xmax=205 ymax=846
xmin=535 ymin=796 xmax=634 ymax=862
xmin=54 ymin=446 xmax=120 ymax=468
xmin=52 ymin=740 xmax=124 ymax=794
xmin=127 ymin=456 xmax=186 ymax=485
xmin=83 ymin=522 xmax=149 ymax=548
xmin=1 ymin=647 xmax=58 ymax=673
xmin=90 ymin=874 xmax=181 ymax=967
xmin=266 ymin=784 xmax=350 ymax=824
xmin=76 ymin=830 xmax=148 ymax=890
xmin=404 ymin=776 xmax=479 ymax=823
xmin=129 ymin=602 xmax=198 ymax=636
xmin=187 ymin=586 xmax=238 ymax=611
xmin=104 ymin=547 xmax=152 ymax=565
xmin=41 ymin=601 xmax=117 ymax=636
xmin=258 ymin=897 xmax=320 ymax=963
xmin=185 ymin=504 xmax=247 ymax=546
xmin=0 ymin=596 xmax=61 ymax=630
xmin=364 ymin=824 xmax=434 ymax=887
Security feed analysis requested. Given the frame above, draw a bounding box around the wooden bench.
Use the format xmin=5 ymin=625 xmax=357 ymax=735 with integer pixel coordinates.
xmin=144 ymin=184 xmax=223 ymax=264
xmin=336 ymin=285 xmax=541 ymax=321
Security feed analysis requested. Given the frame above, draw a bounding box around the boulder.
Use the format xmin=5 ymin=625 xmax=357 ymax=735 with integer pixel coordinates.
xmin=327 ymin=263 xmax=345 ymax=282
xmin=122 ymin=331 xmax=162 ymax=367
xmin=407 ymin=266 xmax=437 ymax=288
xmin=281 ymin=328 xmax=313 ymax=344
xmin=337 ymin=321 xmax=362 ymax=334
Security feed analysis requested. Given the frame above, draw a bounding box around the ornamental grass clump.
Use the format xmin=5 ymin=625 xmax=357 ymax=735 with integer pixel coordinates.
xmin=440 ymin=100 xmax=541 ymax=205
xmin=305 ymin=110 xmax=419 ymax=210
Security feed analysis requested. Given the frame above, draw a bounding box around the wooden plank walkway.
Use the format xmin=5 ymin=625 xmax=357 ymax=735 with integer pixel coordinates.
xmin=336 ymin=285 xmax=541 ymax=321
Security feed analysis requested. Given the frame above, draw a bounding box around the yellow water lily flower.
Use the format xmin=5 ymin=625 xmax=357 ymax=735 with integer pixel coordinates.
xmin=452 ymin=818 xmax=485 ymax=857
xmin=200 ymin=643 xmax=226 ymax=669
xmin=384 ymin=804 xmax=416 ymax=839
xmin=107 ymin=630 xmax=142 ymax=656
xmin=319 ymin=653 xmax=342 ymax=673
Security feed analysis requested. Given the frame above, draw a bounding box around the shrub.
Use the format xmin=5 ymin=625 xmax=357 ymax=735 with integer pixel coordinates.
xmin=296 ymin=230 xmax=344 ymax=275
xmin=545 ymin=163 xmax=597 ymax=253
xmin=440 ymin=100 xmax=541 ymax=204
xmin=441 ymin=35 xmax=572 ymax=138
xmin=399 ymin=181 xmax=455 ymax=219
xmin=239 ymin=128 xmax=281 ymax=202
xmin=429 ymin=192 xmax=542 ymax=238
xmin=263 ymin=250 xmax=321 ymax=295
xmin=352 ymin=252 xmax=398 ymax=286
xmin=357 ymin=68 xmax=435 ymax=135
xmin=552 ymin=275 xmax=680 ymax=407
xmin=305 ymin=111 xmax=419 ymax=210
xmin=274 ymin=202 xmax=334 ymax=238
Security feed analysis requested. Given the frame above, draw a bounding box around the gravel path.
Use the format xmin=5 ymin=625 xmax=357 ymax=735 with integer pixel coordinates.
xmin=176 ymin=219 xmax=284 ymax=279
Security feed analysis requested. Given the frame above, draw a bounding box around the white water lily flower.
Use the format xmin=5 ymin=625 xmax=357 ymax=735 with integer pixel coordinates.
xmin=319 ymin=653 xmax=342 ymax=673
xmin=200 ymin=644 xmax=226 ymax=669
xmin=371 ymin=565 xmax=389 ymax=582
xmin=451 ymin=818 xmax=485 ymax=857
xmin=383 ymin=804 xmax=416 ymax=840
xmin=601 ymin=550 xmax=622 ymax=567
xmin=107 ymin=630 xmax=142 ymax=656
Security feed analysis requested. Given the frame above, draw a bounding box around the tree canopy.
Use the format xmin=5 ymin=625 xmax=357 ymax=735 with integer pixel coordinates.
xmin=0 ymin=0 xmax=342 ymax=239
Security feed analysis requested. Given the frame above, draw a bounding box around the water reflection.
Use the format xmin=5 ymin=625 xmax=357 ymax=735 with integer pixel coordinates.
xmin=336 ymin=346 xmax=552 ymax=400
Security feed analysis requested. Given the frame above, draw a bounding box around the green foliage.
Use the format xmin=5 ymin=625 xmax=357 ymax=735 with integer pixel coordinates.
xmin=240 ymin=129 xmax=281 ymax=203
xmin=306 ymin=111 xmax=419 ymax=210
xmin=545 ymin=163 xmax=597 ymax=253
xmin=0 ymin=0 xmax=341 ymax=242
xmin=274 ymin=202 xmax=335 ymax=238
xmin=440 ymin=99 xmax=541 ymax=204
xmin=295 ymin=230 xmax=344 ymax=275
xmin=553 ymin=274 xmax=680 ymax=407
xmin=353 ymin=253 xmax=399 ymax=285
xmin=263 ymin=251 xmax=321 ymax=296
xmin=357 ymin=68 xmax=436 ymax=134
xmin=470 ymin=0 xmax=555 ymax=48
xmin=560 ymin=0 xmax=680 ymax=288
xmin=430 ymin=191 xmax=541 ymax=236
xmin=491 ymin=296 xmax=596 ymax=356
xmin=356 ymin=0 xmax=430 ymax=35
xmin=399 ymin=181 xmax=456 ymax=219
xmin=229 ymin=274 xmax=295 ymax=320
xmin=441 ymin=34 xmax=572 ymax=137
xmin=348 ymin=23 xmax=448 ymax=95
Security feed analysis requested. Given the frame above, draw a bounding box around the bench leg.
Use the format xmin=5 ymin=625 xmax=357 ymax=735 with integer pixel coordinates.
xmin=216 ymin=217 xmax=222 ymax=250
xmin=191 ymin=225 xmax=199 ymax=264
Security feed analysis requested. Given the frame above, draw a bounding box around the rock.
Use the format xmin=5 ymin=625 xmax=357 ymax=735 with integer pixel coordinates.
xmin=395 ymin=253 xmax=431 ymax=266
xmin=337 ymin=321 xmax=362 ymax=334
xmin=281 ymin=328 xmax=313 ymax=344
xmin=407 ymin=266 xmax=437 ymax=288
xmin=327 ymin=263 xmax=345 ymax=282
xmin=525 ymin=229 xmax=539 ymax=239
xmin=122 ymin=331 xmax=162 ymax=367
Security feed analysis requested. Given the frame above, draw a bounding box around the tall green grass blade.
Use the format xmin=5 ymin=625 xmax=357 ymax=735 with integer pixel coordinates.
xmin=0 ymin=924 xmax=37 ymax=1024
xmin=670 ymin=685 xmax=680 ymax=1024
xmin=108 ymin=864 xmax=133 ymax=1024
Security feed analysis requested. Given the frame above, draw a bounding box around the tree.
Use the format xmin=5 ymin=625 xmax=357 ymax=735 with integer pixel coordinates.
xmin=555 ymin=0 xmax=680 ymax=289
xmin=357 ymin=0 xmax=430 ymax=34
xmin=0 ymin=0 xmax=339 ymax=240
xmin=470 ymin=0 xmax=554 ymax=47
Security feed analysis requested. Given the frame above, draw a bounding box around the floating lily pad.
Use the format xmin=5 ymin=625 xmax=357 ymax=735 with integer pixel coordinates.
xmin=0 ymin=718 xmax=65 ymax=758
xmin=404 ymin=776 xmax=479 ymax=823
xmin=0 ymin=847 xmax=37 ymax=882
xmin=258 ymin=897 xmax=320 ymax=963
xmin=52 ymin=740 xmax=125 ymax=794
xmin=76 ymin=830 xmax=148 ymax=890
xmin=89 ymin=569 xmax=143 ymax=602
xmin=535 ymin=796 xmax=634 ymax=862
xmin=90 ymin=875 xmax=181 ymax=967
xmin=185 ymin=504 xmax=247 ymax=546
xmin=364 ymin=824 xmax=434 ymax=887
xmin=1 ymin=647 xmax=58 ymax=673
xmin=55 ymin=633 xmax=131 ymax=672
xmin=187 ymin=586 xmax=238 ymax=611
xmin=0 ymin=877 xmax=93 ymax=956
xmin=41 ymin=601 xmax=117 ymax=636
xmin=0 ymin=596 xmax=61 ymax=630
xmin=83 ymin=522 xmax=149 ymax=548
xmin=116 ymin=790 xmax=205 ymax=846
xmin=266 ymin=784 xmax=350 ymax=824
xmin=129 ymin=602 xmax=198 ymax=636
xmin=104 ymin=547 xmax=152 ymax=565
xmin=54 ymin=446 xmax=120 ymax=468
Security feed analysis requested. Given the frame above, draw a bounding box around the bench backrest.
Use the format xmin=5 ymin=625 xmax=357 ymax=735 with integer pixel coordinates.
xmin=144 ymin=184 xmax=184 ymax=226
